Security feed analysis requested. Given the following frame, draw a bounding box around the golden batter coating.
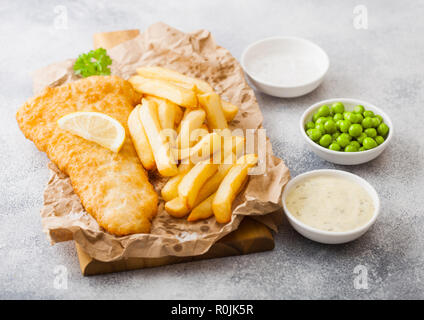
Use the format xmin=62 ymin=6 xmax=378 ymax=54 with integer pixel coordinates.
xmin=16 ymin=76 xmax=158 ymax=236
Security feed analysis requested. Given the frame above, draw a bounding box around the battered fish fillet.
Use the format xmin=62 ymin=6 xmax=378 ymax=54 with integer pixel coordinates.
xmin=16 ymin=76 xmax=158 ymax=236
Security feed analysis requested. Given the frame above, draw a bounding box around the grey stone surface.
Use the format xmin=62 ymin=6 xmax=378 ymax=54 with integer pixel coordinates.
xmin=1 ymin=0 xmax=423 ymax=299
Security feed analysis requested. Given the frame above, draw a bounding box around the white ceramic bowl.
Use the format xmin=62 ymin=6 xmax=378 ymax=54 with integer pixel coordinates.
xmin=241 ymin=37 xmax=329 ymax=98
xmin=282 ymin=169 xmax=380 ymax=244
xmin=300 ymin=98 xmax=393 ymax=165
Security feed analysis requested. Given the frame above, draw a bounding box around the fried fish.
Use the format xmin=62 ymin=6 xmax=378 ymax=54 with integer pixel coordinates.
xmin=16 ymin=76 xmax=158 ymax=236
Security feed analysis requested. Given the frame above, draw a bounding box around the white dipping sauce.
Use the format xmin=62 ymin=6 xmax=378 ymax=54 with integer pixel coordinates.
xmin=286 ymin=175 xmax=374 ymax=232
xmin=246 ymin=52 xmax=323 ymax=86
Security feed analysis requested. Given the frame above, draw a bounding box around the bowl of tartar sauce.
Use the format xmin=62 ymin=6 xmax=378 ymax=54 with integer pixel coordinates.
xmin=282 ymin=169 xmax=380 ymax=244
xmin=241 ymin=37 xmax=329 ymax=98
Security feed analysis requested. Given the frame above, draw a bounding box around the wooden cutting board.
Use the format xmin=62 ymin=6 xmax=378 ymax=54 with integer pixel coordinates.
xmin=76 ymin=217 xmax=274 ymax=275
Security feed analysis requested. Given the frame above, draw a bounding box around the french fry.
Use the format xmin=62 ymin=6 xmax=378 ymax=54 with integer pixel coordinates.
xmin=138 ymin=99 xmax=178 ymax=177
xmin=194 ymin=153 xmax=235 ymax=207
xmin=198 ymin=92 xmax=228 ymax=130
xmin=127 ymin=105 xmax=156 ymax=170
xmin=214 ymin=135 xmax=245 ymax=164
xmin=136 ymin=66 xmax=238 ymax=120
xmin=129 ymin=75 xmax=197 ymax=108
xmin=200 ymin=124 xmax=210 ymax=132
xmin=177 ymin=109 xmax=205 ymax=149
xmin=178 ymin=160 xmax=218 ymax=208
xmin=231 ymin=136 xmax=245 ymax=157
xmin=136 ymin=66 xmax=213 ymax=94
xmin=221 ymin=100 xmax=239 ymax=122
xmin=145 ymin=95 xmax=183 ymax=129
xmin=192 ymin=125 xmax=209 ymax=144
xmin=212 ymin=154 xmax=258 ymax=223
xmin=165 ymin=197 xmax=190 ymax=218
xmin=176 ymin=132 xmax=221 ymax=162
xmin=170 ymin=81 xmax=197 ymax=91
xmin=144 ymin=96 xmax=178 ymax=146
xmin=161 ymin=163 xmax=193 ymax=202
xmin=158 ymin=100 xmax=176 ymax=130
xmin=177 ymin=108 xmax=194 ymax=133
xmin=187 ymin=193 xmax=215 ymax=222
xmin=174 ymin=105 xmax=184 ymax=126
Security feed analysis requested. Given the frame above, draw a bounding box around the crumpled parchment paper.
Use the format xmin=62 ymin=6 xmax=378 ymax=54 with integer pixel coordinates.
xmin=35 ymin=23 xmax=290 ymax=262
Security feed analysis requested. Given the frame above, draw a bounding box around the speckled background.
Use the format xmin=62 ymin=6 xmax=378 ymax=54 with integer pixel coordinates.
xmin=1 ymin=0 xmax=423 ymax=299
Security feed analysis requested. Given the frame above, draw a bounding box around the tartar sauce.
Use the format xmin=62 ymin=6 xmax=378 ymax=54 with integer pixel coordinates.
xmin=286 ymin=175 xmax=374 ymax=232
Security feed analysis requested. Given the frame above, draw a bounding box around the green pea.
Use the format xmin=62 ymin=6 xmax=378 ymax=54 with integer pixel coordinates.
xmin=377 ymin=123 xmax=389 ymax=137
xmin=344 ymin=112 xmax=355 ymax=122
xmin=332 ymin=132 xmax=341 ymax=140
xmin=333 ymin=113 xmax=344 ymax=122
xmin=371 ymin=117 xmax=381 ymax=127
xmin=363 ymin=110 xmax=374 ymax=118
xmin=345 ymin=145 xmax=358 ymax=152
xmin=362 ymin=117 xmax=374 ymax=129
xmin=331 ymin=102 xmax=345 ymax=114
xmin=339 ymin=120 xmax=351 ymax=133
xmin=363 ymin=137 xmax=377 ymax=150
xmin=315 ymin=123 xmax=326 ymax=134
xmin=313 ymin=113 xmax=320 ymax=122
xmin=357 ymin=132 xmax=367 ymax=144
xmin=315 ymin=117 xmax=327 ymax=125
xmin=317 ymin=105 xmax=330 ymax=117
xmin=350 ymin=141 xmax=361 ymax=149
xmin=337 ymin=133 xmax=351 ymax=148
xmin=375 ymin=136 xmax=385 ymax=145
xmin=319 ymin=134 xmax=333 ymax=147
xmin=348 ymin=124 xmax=363 ymax=137
xmin=359 ymin=147 xmax=365 ymax=151
xmin=329 ymin=143 xmax=341 ymax=151
xmin=305 ymin=121 xmax=315 ymax=130
xmin=353 ymin=105 xmax=365 ymax=114
xmin=307 ymin=128 xmax=322 ymax=141
xmin=324 ymin=120 xmax=337 ymax=134
xmin=354 ymin=114 xmax=364 ymax=124
xmin=375 ymin=115 xmax=383 ymax=123
xmin=352 ymin=113 xmax=364 ymax=124
xmin=364 ymin=128 xmax=377 ymax=138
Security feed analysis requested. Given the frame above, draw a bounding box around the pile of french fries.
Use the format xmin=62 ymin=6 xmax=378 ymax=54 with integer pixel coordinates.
xmin=127 ymin=67 xmax=257 ymax=224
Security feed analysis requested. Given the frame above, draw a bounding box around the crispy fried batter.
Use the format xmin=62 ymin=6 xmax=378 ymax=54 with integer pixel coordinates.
xmin=16 ymin=76 xmax=158 ymax=236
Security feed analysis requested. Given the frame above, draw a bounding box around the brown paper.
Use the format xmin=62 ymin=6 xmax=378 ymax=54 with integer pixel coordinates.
xmin=35 ymin=23 xmax=290 ymax=262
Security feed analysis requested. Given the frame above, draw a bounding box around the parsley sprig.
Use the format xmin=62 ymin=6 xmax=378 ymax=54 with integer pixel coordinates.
xmin=73 ymin=48 xmax=112 ymax=78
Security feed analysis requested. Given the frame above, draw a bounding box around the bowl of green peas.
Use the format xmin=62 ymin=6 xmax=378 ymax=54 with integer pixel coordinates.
xmin=300 ymin=98 xmax=392 ymax=165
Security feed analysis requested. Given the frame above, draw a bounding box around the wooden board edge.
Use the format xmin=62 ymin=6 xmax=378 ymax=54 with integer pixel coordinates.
xmin=76 ymin=217 xmax=274 ymax=276
xmin=93 ymin=29 xmax=140 ymax=50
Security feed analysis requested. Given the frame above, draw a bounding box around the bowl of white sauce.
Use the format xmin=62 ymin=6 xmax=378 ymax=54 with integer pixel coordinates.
xmin=282 ymin=169 xmax=380 ymax=244
xmin=241 ymin=37 xmax=329 ymax=98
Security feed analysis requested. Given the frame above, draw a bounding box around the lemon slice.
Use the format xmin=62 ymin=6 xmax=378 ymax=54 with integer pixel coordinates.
xmin=57 ymin=112 xmax=125 ymax=153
